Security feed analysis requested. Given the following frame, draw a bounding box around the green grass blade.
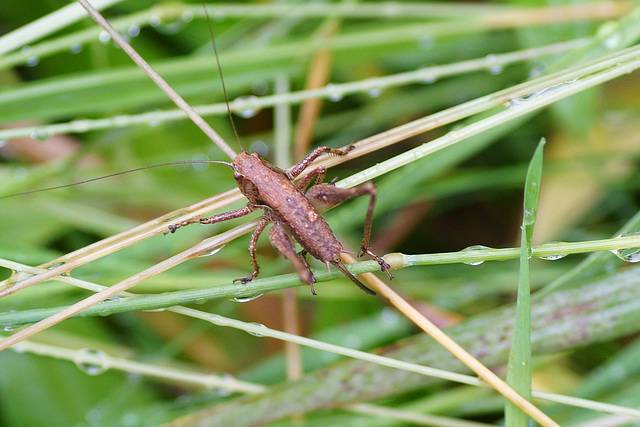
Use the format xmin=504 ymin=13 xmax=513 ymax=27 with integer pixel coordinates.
xmin=505 ymin=138 xmax=545 ymax=425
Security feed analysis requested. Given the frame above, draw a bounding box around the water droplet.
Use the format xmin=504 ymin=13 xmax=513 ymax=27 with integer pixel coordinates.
xmin=485 ymin=54 xmax=503 ymax=75
xmin=70 ymin=43 xmax=83 ymax=54
xmin=148 ymin=16 xmax=161 ymax=27
xmin=128 ymin=25 xmax=140 ymax=37
xmin=197 ymin=244 xmax=224 ymax=257
xmin=216 ymin=387 xmax=231 ymax=397
xmin=247 ymin=322 xmax=265 ymax=337
xmin=30 ymin=129 xmax=50 ymax=141
xmin=538 ymin=241 xmax=566 ymax=261
xmin=231 ymin=294 xmax=263 ymax=303
xmin=523 ymin=208 xmax=536 ymax=226
xmin=143 ymin=308 xmax=166 ymax=313
xmin=325 ymin=83 xmax=343 ymax=102
xmin=611 ymin=232 xmax=640 ymax=263
xmin=540 ymin=253 xmax=565 ymax=261
xmin=181 ymin=11 xmax=194 ymax=22
xmin=234 ymin=95 xmax=260 ymax=118
xmin=420 ymin=70 xmax=438 ymax=84
xmin=249 ymin=140 xmax=268 ymax=157
xmin=251 ymin=79 xmax=269 ymax=96
xmin=368 ymin=87 xmax=382 ymax=98
xmin=13 ymin=168 xmax=28 ymax=181
xmin=20 ymin=46 xmax=38 ymax=66
xmin=0 ymin=140 xmax=6 ymax=148
xmin=45 ymin=261 xmax=66 ymax=270
xmin=74 ymin=348 xmax=109 ymax=375
xmin=460 ymin=245 xmax=492 ymax=265
xmin=98 ymin=31 xmax=111 ymax=44
xmin=3 ymin=325 xmax=15 ymax=332
xmin=603 ymin=32 xmax=622 ymax=50
xmin=380 ymin=307 xmax=399 ymax=325
xmin=159 ymin=21 xmax=184 ymax=35
xmin=528 ymin=65 xmax=546 ymax=79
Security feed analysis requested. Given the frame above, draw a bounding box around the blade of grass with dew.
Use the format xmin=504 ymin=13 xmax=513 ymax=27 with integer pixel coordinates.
xmin=156 ymin=265 xmax=640 ymax=426
xmin=505 ymin=138 xmax=545 ymax=425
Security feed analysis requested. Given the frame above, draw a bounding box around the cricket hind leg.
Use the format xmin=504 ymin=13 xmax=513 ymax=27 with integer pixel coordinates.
xmin=333 ymin=261 xmax=376 ymax=295
xmin=305 ymin=182 xmax=393 ymax=280
xmin=268 ymin=224 xmax=317 ymax=295
xmin=233 ymin=215 xmax=270 ymax=284
xmin=288 ymin=144 xmax=355 ymax=179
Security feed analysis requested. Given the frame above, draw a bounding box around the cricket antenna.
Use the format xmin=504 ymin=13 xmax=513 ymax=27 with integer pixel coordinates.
xmin=202 ymin=2 xmax=246 ymax=154
xmin=0 ymin=160 xmax=232 ymax=199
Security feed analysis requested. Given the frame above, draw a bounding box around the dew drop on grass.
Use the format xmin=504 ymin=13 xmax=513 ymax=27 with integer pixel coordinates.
xmin=98 ymin=31 xmax=111 ymax=43
xmin=30 ymin=129 xmax=50 ymax=141
xmin=13 ymin=168 xmax=28 ymax=181
xmin=523 ymin=208 xmax=536 ymax=226
xmin=128 ymin=25 xmax=141 ymax=37
xmin=234 ymin=95 xmax=260 ymax=118
xmin=421 ymin=72 xmax=438 ymax=84
xmin=70 ymin=43 xmax=83 ymax=54
xmin=231 ymin=294 xmax=264 ymax=303
xmin=460 ymin=245 xmax=492 ymax=265
xmin=326 ymin=83 xmax=344 ymax=102
xmin=484 ymin=54 xmax=503 ymax=75
xmin=75 ymin=348 xmax=109 ymax=375
xmin=611 ymin=232 xmax=640 ymax=262
xmin=182 ymin=11 xmax=194 ymax=22
xmin=247 ymin=322 xmax=265 ymax=337
xmin=368 ymin=87 xmax=382 ymax=98
xmin=538 ymin=241 xmax=566 ymax=261
xmin=251 ymin=79 xmax=269 ymax=96
xmin=149 ymin=16 xmax=161 ymax=27
xmin=603 ymin=32 xmax=622 ymax=50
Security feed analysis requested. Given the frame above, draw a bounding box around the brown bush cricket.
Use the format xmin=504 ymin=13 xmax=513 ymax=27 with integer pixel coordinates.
xmin=162 ymin=14 xmax=394 ymax=296
xmin=39 ymin=0 xmax=395 ymax=296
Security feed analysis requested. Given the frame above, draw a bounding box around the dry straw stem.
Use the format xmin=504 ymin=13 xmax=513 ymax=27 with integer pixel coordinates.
xmin=341 ymin=254 xmax=558 ymax=427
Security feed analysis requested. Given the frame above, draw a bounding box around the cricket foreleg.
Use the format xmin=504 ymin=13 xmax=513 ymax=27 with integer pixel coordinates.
xmin=306 ymin=182 xmax=393 ymax=279
xmin=288 ymin=144 xmax=355 ymax=179
xmin=269 ymin=224 xmax=317 ymax=295
xmin=165 ymin=204 xmax=254 ymax=234
xmin=233 ymin=215 xmax=271 ymax=284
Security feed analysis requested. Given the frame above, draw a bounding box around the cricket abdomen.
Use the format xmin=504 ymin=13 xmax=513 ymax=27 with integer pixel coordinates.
xmin=233 ymin=152 xmax=343 ymax=264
